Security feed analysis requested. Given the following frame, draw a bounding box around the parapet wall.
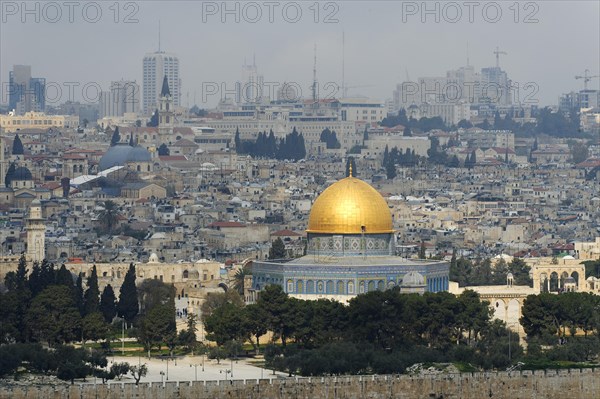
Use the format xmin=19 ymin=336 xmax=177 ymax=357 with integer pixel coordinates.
xmin=2 ymin=369 xmax=600 ymax=399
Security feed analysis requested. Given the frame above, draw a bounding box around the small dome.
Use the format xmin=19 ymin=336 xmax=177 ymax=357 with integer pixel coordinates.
xmin=307 ymin=175 xmax=393 ymax=234
xmin=99 ymin=144 xmax=152 ymax=171
xmin=13 ymin=166 xmax=33 ymax=180
xmin=402 ymin=271 xmax=425 ymax=287
xmin=148 ymin=253 xmax=159 ymax=263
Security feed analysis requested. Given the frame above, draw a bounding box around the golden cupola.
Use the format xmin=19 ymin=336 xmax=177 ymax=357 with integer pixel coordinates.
xmin=306 ymin=167 xmax=393 ymax=235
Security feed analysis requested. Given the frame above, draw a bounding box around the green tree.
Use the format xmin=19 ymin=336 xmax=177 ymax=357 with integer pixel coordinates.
xmin=508 ymin=258 xmax=532 ymax=286
xmin=232 ymin=264 xmax=251 ymax=296
xmin=570 ymin=142 xmax=589 ymax=164
xmin=12 ymin=134 xmax=24 ymax=155
xmin=82 ymin=312 xmax=110 ymax=343
xmin=385 ymin=160 xmax=396 ymax=180
xmin=97 ymin=200 xmax=120 ymax=234
xmin=204 ymin=302 xmax=247 ymax=346
xmin=269 ymin=237 xmax=287 ymax=259
xmin=110 ymin=126 xmax=121 ymax=146
xmin=26 ymin=286 xmax=81 ymax=345
xmin=244 ymin=303 xmax=268 ymax=354
xmin=83 ymin=265 xmax=100 ymax=315
xmin=55 ymin=264 xmax=74 ymax=290
xmin=117 ymin=263 xmax=138 ymax=326
xmin=149 ymin=110 xmax=159 ymax=127
xmin=403 ymin=126 xmax=412 ymax=137
xmin=178 ymin=314 xmax=198 ymax=354
xmin=5 ymin=253 xmax=29 ymax=292
xmin=110 ymin=362 xmax=130 ymax=380
xmin=158 ymin=143 xmax=170 ymax=156
xmin=74 ymin=274 xmax=85 ymax=316
xmin=129 ymin=364 xmax=148 ymax=385
xmin=257 ymin=285 xmax=295 ymax=347
xmin=99 ymin=284 xmax=117 ymax=323
xmin=137 ymin=301 xmax=176 ymax=357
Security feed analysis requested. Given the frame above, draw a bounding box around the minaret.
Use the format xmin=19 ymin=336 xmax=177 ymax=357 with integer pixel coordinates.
xmin=26 ymin=199 xmax=45 ymax=262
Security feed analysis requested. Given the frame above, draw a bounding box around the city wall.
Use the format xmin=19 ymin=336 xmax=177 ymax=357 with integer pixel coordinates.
xmin=2 ymin=368 xmax=599 ymax=399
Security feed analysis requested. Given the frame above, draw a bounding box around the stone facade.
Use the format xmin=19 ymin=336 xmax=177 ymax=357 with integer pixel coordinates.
xmin=2 ymin=369 xmax=600 ymax=399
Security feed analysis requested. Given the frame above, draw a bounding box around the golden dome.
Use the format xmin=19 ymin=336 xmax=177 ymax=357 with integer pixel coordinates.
xmin=307 ymin=175 xmax=393 ymax=234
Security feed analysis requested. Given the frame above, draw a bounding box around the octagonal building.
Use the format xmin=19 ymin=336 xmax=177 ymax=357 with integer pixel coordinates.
xmin=252 ymin=168 xmax=449 ymax=302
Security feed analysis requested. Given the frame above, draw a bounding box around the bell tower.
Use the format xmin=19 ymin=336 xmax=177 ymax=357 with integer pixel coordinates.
xmin=26 ymin=199 xmax=45 ymax=262
xmin=158 ymin=75 xmax=174 ymax=135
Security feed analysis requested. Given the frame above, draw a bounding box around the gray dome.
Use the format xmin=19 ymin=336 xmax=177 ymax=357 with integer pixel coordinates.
xmin=99 ymin=144 xmax=152 ymax=171
xmin=13 ymin=166 xmax=33 ymax=180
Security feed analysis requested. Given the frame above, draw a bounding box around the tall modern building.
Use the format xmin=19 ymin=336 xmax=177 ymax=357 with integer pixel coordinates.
xmin=142 ymin=52 xmax=180 ymax=114
xmin=8 ymin=65 xmax=46 ymax=114
xmin=480 ymin=67 xmax=511 ymax=106
xmin=100 ymin=80 xmax=140 ymax=118
xmin=236 ymin=59 xmax=264 ymax=104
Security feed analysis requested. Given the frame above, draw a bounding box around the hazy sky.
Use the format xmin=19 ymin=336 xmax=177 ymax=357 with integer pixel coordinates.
xmin=1 ymin=1 xmax=599 ymax=108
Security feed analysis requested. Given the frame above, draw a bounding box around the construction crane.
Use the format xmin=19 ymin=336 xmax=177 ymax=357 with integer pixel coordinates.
xmin=575 ymin=69 xmax=600 ymax=91
xmin=493 ymin=46 xmax=507 ymax=68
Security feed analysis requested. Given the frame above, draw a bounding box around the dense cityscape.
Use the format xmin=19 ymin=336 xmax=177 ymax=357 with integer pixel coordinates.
xmin=0 ymin=1 xmax=599 ymax=398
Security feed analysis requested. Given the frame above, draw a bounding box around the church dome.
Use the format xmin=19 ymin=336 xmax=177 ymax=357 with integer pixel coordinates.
xmin=99 ymin=144 xmax=152 ymax=171
xmin=307 ymin=174 xmax=393 ymax=234
xmin=13 ymin=166 xmax=33 ymax=180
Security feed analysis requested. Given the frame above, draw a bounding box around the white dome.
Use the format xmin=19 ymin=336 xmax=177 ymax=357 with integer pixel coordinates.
xmin=148 ymin=253 xmax=160 ymax=263
xmin=402 ymin=271 xmax=425 ymax=287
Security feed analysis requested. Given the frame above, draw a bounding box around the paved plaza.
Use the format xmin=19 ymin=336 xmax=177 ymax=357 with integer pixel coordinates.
xmin=103 ymin=355 xmax=287 ymax=385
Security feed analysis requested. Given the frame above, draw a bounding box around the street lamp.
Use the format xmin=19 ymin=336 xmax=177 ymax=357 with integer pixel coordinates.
xmin=190 ymin=364 xmax=199 ymax=381
xmin=159 ymin=371 xmax=165 ymax=384
xmin=220 ymin=369 xmax=231 ymax=381
xmin=121 ymin=318 xmax=125 ymax=355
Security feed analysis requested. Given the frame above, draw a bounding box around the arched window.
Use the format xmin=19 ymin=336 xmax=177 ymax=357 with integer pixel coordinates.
xmin=359 ymin=281 xmax=365 ymax=293
xmin=367 ymin=281 xmax=375 ymax=292
xmin=306 ymin=280 xmax=314 ymax=294
xmin=183 ymin=270 xmax=189 ymax=279
xmin=336 ymin=280 xmax=345 ymax=294
xmin=348 ymin=281 xmax=355 ymax=294
xmin=317 ymin=280 xmax=324 ymax=293
xmin=287 ymin=279 xmax=294 ymax=293
xmin=377 ymin=280 xmax=384 ymax=291
xmin=326 ymin=280 xmax=334 ymax=294
xmin=296 ymin=280 xmax=304 ymax=294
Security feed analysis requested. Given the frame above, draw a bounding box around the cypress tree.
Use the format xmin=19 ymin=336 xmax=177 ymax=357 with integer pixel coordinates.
xmin=382 ymin=145 xmax=389 ymax=167
xmin=234 ymin=128 xmax=241 ymax=151
xmin=12 ymin=134 xmax=24 ymax=155
xmin=75 ymin=274 xmax=85 ymax=316
xmin=110 ymin=127 xmax=121 ymax=146
xmin=83 ymin=265 xmax=100 ymax=315
xmin=100 ymin=284 xmax=117 ymax=323
xmin=118 ymin=263 xmax=139 ymax=326
xmin=55 ymin=264 xmax=74 ymax=290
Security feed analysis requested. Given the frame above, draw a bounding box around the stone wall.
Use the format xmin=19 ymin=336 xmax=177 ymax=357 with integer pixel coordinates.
xmin=2 ymin=369 xmax=599 ymax=399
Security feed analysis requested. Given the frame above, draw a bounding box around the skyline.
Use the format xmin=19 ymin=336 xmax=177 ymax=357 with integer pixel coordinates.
xmin=1 ymin=1 xmax=599 ymax=107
